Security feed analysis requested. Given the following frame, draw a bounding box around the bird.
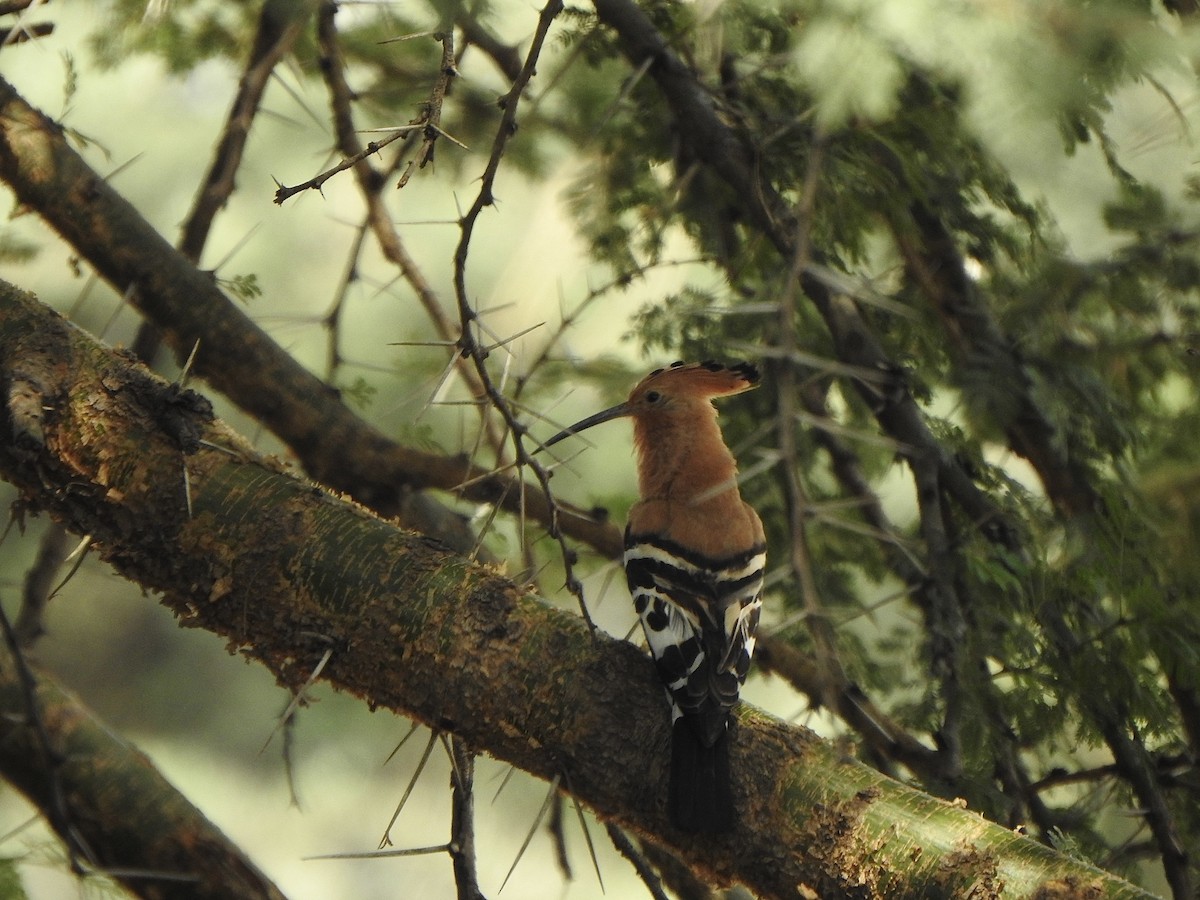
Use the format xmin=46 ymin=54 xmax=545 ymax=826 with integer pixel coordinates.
xmin=543 ymin=360 xmax=765 ymax=832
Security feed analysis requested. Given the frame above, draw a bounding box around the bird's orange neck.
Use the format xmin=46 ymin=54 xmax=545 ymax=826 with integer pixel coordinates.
xmin=632 ymin=406 xmax=740 ymax=506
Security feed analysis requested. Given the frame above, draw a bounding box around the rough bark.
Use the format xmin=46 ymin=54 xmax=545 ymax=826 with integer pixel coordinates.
xmin=0 ymin=280 xmax=1156 ymax=899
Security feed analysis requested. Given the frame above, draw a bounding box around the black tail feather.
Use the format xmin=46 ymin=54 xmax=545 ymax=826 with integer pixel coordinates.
xmin=668 ymin=719 xmax=734 ymax=833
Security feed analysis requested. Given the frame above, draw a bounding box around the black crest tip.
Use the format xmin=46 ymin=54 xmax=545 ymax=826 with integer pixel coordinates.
xmin=732 ymin=361 xmax=760 ymax=384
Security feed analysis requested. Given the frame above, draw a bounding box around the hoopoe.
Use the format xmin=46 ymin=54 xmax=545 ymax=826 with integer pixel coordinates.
xmin=544 ymin=361 xmax=765 ymax=832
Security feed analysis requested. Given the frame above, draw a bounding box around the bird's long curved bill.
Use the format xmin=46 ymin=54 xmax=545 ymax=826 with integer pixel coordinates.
xmin=541 ymin=403 xmax=631 ymax=448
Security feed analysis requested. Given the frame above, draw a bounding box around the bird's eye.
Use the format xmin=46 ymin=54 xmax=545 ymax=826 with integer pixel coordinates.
xmin=645 ymin=391 xmax=662 ymax=404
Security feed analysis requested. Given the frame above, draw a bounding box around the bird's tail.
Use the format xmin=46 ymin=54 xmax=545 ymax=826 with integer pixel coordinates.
xmin=668 ymin=719 xmax=734 ymax=832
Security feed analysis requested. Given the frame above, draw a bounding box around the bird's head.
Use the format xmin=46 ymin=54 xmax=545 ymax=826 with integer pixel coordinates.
xmin=542 ymin=360 xmax=759 ymax=448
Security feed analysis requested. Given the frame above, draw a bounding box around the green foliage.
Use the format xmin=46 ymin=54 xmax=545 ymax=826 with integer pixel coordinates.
xmin=59 ymin=51 xmax=79 ymax=113
xmin=396 ymin=420 xmax=445 ymax=454
xmin=338 ymin=375 xmax=378 ymax=410
xmin=627 ymin=287 xmax=728 ymax=355
xmin=218 ymin=272 xmax=262 ymax=305
xmin=529 ymin=355 xmax=642 ymax=399
xmin=89 ymin=0 xmax=257 ymax=72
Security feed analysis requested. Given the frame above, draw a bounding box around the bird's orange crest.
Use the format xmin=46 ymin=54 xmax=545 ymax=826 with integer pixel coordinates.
xmin=631 ymin=360 xmax=760 ymax=403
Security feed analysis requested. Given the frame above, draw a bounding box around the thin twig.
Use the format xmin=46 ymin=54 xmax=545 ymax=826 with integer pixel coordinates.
xmin=307 ymin=844 xmax=451 ymax=861
xmin=563 ymin=771 xmax=604 ymax=891
xmin=396 ymin=31 xmax=458 ymax=190
xmin=448 ymin=736 xmax=485 ymax=900
xmin=450 ymin=0 xmax=595 ymax=628
xmin=260 ymin=647 xmax=333 ymax=753
xmin=547 ymin=794 xmax=571 ymax=880
xmin=132 ymin=0 xmax=309 ymax=365
xmin=315 ymin=8 xmax=509 ymax=456
xmin=604 ymin=824 xmax=670 ymax=900
xmin=14 ymin=524 xmax=72 ymax=646
xmin=273 ymin=126 xmax=421 ymax=203
xmin=771 ymin=134 xmax=846 ymax=713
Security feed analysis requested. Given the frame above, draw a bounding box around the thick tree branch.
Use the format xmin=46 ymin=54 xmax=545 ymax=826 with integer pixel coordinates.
xmin=0 ymin=280 xmax=1154 ymax=899
xmin=0 ymin=649 xmax=285 ymax=899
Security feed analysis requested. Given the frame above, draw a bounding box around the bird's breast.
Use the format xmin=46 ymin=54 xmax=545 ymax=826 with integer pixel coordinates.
xmin=627 ymin=496 xmax=765 ymax=565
